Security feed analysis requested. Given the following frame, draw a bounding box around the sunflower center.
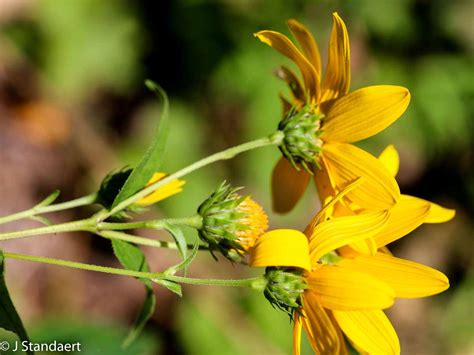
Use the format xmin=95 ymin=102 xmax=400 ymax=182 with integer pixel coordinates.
xmin=278 ymin=104 xmax=324 ymax=173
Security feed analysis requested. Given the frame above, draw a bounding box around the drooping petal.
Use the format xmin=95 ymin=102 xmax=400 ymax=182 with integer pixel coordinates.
xmin=321 ymin=85 xmax=410 ymax=143
xmin=378 ymin=144 xmax=400 ymax=177
xmin=275 ymin=66 xmax=306 ymax=103
xmin=418 ymin=198 xmax=455 ymax=223
xmin=255 ymin=30 xmax=320 ymax=101
xmin=250 ymin=229 xmax=311 ymax=271
xmin=333 ymin=310 xmax=400 ymax=355
xmin=293 ymin=313 xmax=303 ymax=355
xmin=272 ymin=157 xmax=310 ymax=213
xmin=373 ymin=195 xmax=430 ymax=248
xmin=322 ymin=143 xmax=400 ymax=210
xmin=307 ymin=265 xmax=395 ymax=310
xmin=287 ymin=19 xmax=322 ymax=76
xmin=338 ymin=252 xmax=450 ymax=298
xmin=136 ymin=173 xmax=185 ymax=206
xmin=309 ymin=210 xmax=389 ymax=263
xmin=301 ymin=292 xmax=343 ymax=354
xmin=321 ymin=12 xmax=351 ymax=102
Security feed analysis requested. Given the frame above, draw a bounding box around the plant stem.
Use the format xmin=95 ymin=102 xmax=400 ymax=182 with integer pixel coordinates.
xmin=3 ymin=252 xmax=265 ymax=288
xmin=3 ymin=252 xmax=158 ymax=279
xmin=0 ymin=193 xmax=98 ymax=225
xmin=0 ymin=218 xmax=95 ymax=241
xmin=98 ymin=230 xmax=208 ymax=250
xmin=101 ymin=132 xmax=284 ymax=220
xmin=97 ymin=215 xmax=203 ymax=231
xmin=164 ymin=274 xmax=264 ymax=288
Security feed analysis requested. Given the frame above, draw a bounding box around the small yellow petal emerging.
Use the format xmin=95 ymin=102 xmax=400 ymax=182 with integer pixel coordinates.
xmin=235 ymin=197 xmax=269 ymax=250
xmin=321 ymin=85 xmax=410 ymax=143
xmin=250 ymin=229 xmax=311 ymax=271
xmin=334 ymin=310 xmax=400 ymax=355
xmin=378 ymin=144 xmax=400 ymax=177
xmin=136 ymin=172 xmax=185 ymax=206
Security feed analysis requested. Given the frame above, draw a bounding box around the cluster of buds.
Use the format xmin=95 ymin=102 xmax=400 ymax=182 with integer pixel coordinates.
xmin=197 ymin=182 xmax=268 ymax=262
xmin=278 ymin=104 xmax=324 ymax=172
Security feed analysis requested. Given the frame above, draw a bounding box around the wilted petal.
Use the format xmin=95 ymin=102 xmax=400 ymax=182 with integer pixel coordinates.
xmin=255 ymin=30 xmax=320 ymax=101
xmin=272 ymin=157 xmax=310 ymax=213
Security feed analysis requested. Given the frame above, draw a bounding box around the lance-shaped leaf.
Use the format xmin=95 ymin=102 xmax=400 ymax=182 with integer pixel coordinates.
xmin=0 ymin=251 xmax=33 ymax=355
xmin=111 ymin=240 xmax=155 ymax=348
xmin=112 ymin=81 xmax=170 ymax=208
xmin=164 ymin=240 xmax=200 ymax=276
xmin=163 ymin=224 xmax=187 ymax=260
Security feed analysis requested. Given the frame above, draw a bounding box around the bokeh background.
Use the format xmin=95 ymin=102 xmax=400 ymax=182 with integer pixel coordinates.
xmin=0 ymin=0 xmax=472 ymax=354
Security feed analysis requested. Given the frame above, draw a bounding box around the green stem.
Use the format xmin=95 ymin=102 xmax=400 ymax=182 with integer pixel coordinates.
xmin=3 ymin=252 xmax=158 ymax=279
xmin=98 ymin=230 xmax=208 ymax=250
xmin=97 ymin=215 xmax=203 ymax=231
xmin=3 ymin=252 xmax=265 ymax=288
xmin=0 ymin=193 xmax=97 ymax=225
xmin=0 ymin=218 xmax=95 ymax=241
xmin=100 ymin=132 xmax=284 ymax=220
xmin=165 ymin=274 xmax=264 ymax=288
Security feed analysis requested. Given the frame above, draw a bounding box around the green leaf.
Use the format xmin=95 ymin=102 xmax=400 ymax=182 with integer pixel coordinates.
xmin=163 ymin=224 xmax=187 ymax=261
xmin=112 ymin=81 xmax=170 ymax=208
xmin=111 ymin=240 xmax=156 ymax=347
xmin=153 ymin=279 xmax=182 ymax=297
xmin=0 ymin=251 xmax=33 ymax=355
xmin=35 ymin=190 xmax=60 ymax=208
xmin=29 ymin=215 xmax=53 ymax=226
xmin=165 ymin=240 xmax=199 ymax=276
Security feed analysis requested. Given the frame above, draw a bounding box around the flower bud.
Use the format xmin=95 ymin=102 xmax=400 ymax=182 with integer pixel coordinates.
xmin=197 ymin=182 xmax=268 ymax=261
xmin=278 ymin=104 xmax=323 ymax=172
xmin=263 ymin=267 xmax=307 ymax=319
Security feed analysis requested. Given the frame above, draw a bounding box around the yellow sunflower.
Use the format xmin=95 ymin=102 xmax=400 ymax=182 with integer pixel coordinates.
xmin=135 ymin=172 xmax=185 ymax=206
xmin=256 ymin=14 xmax=410 ymax=213
xmin=250 ymin=184 xmax=449 ymax=354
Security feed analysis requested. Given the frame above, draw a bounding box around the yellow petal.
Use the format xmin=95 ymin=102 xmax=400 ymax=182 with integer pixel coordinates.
xmin=321 ymin=85 xmax=410 ymax=143
xmin=287 ymin=19 xmax=322 ymax=76
xmin=309 ymin=210 xmax=389 ymax=263
xmin=255 ymin=30 xmax=320 ymax=101
xmin=373 ymin=195 xmax=430 ymax=248
xmin=300 ymin=292 xmax=343 ymax=354
xmin=136 ymin=173 xmax=185 ymax=206
xmin=306 ymin=177 xmax=363 ymax=233
xmin=322 ymin=143 xmax=400 ymax=210
xmin=338 ymin=252 xmax=450 ymax=298
xmin=308 ymin=265 xmax=395 ymax=310
xmin=313 ymin=156 xmax=337 ymax=205
xmin=349 ymin=238 xmax=377 ymax=256
xmin=293 ymin=313 xmax=303 ymax=355
xmin=275 ymin=66 xmax=306 ymax=103
xmin=378 ymin=144 xmax=400 ymax=177
xmin=421 ymin=199 xmax=456 ymax=223
xmin=321 ymin=13 xmax=351 ymax=102
xmin=250 ymin=229 xmax=311 ymax=271
xmin=333 ymin=310 xmax=400 ymax=355
xmin=272 ymin=157 xmax=310 ymax=213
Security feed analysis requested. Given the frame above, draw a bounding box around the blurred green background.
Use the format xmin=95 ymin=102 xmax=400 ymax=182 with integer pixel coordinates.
xmin=0 ymin=0 xmax=472 ymax=354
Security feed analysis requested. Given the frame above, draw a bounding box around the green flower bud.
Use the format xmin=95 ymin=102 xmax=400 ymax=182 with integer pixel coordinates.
xmin=263 ymin=267 xmax=307 ymax=319
xmin=278 ymin=104 xmax=324 ymax=173
xmin=198 ymin=182 xmax=268 ymax=262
